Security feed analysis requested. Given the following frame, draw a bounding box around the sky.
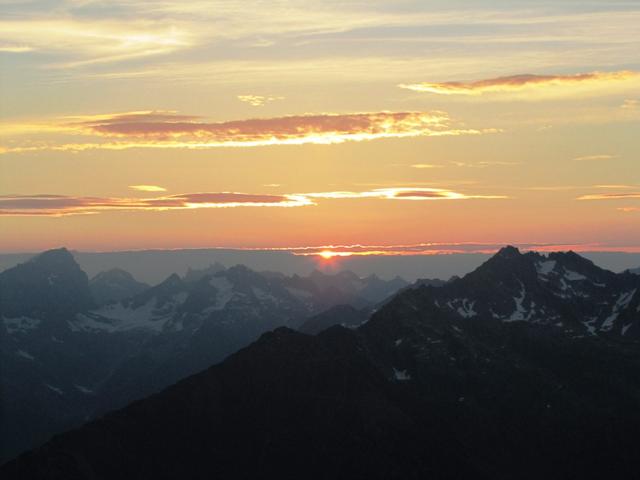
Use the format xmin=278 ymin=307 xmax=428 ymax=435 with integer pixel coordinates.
xmin=1 ymin=0 xmax=639 ymax=259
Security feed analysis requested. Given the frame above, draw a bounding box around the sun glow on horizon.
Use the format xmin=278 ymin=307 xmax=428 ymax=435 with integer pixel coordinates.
xmin=318 ymin=250 xmax=347 ymax=260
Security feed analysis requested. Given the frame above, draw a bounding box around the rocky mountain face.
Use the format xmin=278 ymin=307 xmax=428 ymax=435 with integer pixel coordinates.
xmin=391 ymin=246 xmax=640 ymax=338
xmin=0 ymin=250 xmax=407 ymax=462
xmin=3 ymin=247 xmax=640 ymax=479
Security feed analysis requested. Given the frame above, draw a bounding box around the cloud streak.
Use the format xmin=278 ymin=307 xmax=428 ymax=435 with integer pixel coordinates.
xmin=573 ymin=154 xmax=617 ymax=162
xmin=1 ymin=110 xmax=498 ymax=153
xmin=0 ymin=187 xmax=507 ymax=217
xmin=399 ymin=71 xmax=639 ymax=96
xmin=237 ymin=95 xmax=284 ymax=107
xmin=129 ymin=185 xmax=167 ymax=192
xmin=303 ymin=188 xmax=507 ymax=201
xmin=250 ymin=242 xmax=640 ymax=257
xmin=0 ymin=19 xmax=191 ymax=67
xmin=578 ymin=192 xmax=640 ymax=201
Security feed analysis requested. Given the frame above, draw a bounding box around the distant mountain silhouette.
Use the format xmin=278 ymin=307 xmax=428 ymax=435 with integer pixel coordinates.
xmin=0 ymin=248 xmax=94 ymax=321
xmin=4 ymin=246 xmax=640 ymax=479
xmin=0 ymin=249 xmax=408 ymax=462
xmin=89 ymin=268 xmax=149 ymax=306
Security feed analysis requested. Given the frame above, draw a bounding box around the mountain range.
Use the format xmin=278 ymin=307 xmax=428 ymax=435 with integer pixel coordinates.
xmin=2 ymin=246 xmax=640 ymax=478
xmin=0 ymin=248 xmax=407 ymax=462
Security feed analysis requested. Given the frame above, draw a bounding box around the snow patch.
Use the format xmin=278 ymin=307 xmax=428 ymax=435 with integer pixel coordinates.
xmin=45 ymin=384 xmax=63 ymax=395
xmin=207 ymin=276 xmax=234 ymax=310
xmin=75 ymin=385 xmax=94 ymax=394
xmin=3 ymin=316 xmax=41 ymax=334
xmin=601 ymin=290 xmax=636 ymax=332
xmin=536 ymin=260 xmax=556 ymax=276
xmin=393 ymin=368 xmax=411 ymax=381
xmin=564 ymin=270 xmax=587 ymax=281
xmin=456 ymin=299 xmax=477 ymax=318
xmin=504 ymin=282 xmax=533 ymax=322
xmin=72 ymin=298 xmax=171 ymax=333
xmin=17 ymin=349 xmax=35 ymax=360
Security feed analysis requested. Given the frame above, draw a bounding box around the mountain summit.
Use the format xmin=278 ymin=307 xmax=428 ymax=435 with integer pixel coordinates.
xmin=0 ymin=248 xmax=94 ymax=320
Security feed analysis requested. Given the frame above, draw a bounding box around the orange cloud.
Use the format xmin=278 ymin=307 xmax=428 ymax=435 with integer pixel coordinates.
xmin=0 ymin=192 xmax=312 ymax=216
xmin=399 ymin=71 xmax=639 ymax=95
xmin=1 ymin=110 xmax=499 ymax=153
xmin=0 ymin=186 xmax=507 ymax=217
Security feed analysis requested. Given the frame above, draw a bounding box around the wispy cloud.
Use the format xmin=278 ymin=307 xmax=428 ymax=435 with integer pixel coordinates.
xmin=0 ymin=45 xmax=33 ymax=53
xmin=593 ymin=184 xmax=636 ymax=190
xmin=303 ymin=187 xmax=507 ymax=201
xmin=618 ymin=207 xmax=640 ymax=213
xmin=406 ymin=161 xmax=518 ymax=169
xmin=0 ymin=19 xmax=191 ymax=67
xmin=451 ymin=161 xmax=520 ymax=168
xmin=578 ymin=192 xmax=640 ymax=200
xmin=622 ymin=99 xmax=639 ymax=110
xmin=0 ymin=186 xmax=507 ymax=217
xmin=399 ymin=71 xmax=639 ymax=96
xmin=573 ymin=154 xmax=617 ymax=162
xmin=237 ymin=95 xmax=284 ymax=107
xmin=411 ymin=164 xmax=444 ymax=169
xmin=129 ymin=185 xmax=167 ymax=192
xmin=526 ymin=184 xmax=637 ymax=192
xmin=1 ymin=110 xmax=499 ymax=153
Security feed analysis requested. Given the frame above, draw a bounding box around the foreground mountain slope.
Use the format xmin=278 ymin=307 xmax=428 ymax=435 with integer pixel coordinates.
xmin=2 ymin=328 xmax=480 ymax=480
xmin=299 ymin=304 xmax=370 ymax=334
xmin=4 ymin=247 xmax=640 ymax=479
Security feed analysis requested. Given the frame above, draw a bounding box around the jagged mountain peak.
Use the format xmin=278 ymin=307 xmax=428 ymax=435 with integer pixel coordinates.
xmin=162 ymin=272 xmax=183 ymax=285
xmin=122 ymin=272 xmax=185 ymax=309
xmin=366 ymin=247 xmax=640 ymax=339
xmin=89 ymin=268 xmax=149 ymax=306
xmin=90 ymin=268 xmax=138 ymax=284
xmin=464 ymin=246 xmax=537 ymax=286
xmin=496 ymin=245 xmax=521 ymax=258
xmin=183 ymin=262 xmax=225 ymax=283
xmin=28 ymin=247 xmax=79 ymax=270
xmin=0 ymin=247 xmax=94 ymax=319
